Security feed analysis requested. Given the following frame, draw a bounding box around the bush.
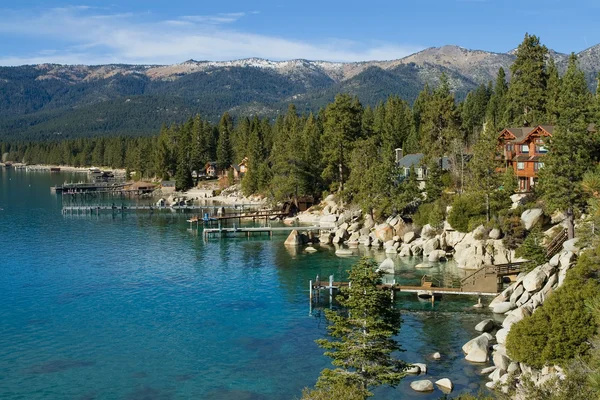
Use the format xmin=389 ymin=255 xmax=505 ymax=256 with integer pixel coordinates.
xmin=412 ymin=199 xmax=446 ymax=229
xmin=447 ymin=193 xmax=486 ymax=232
xmin=506 ymin=247 xmax=600 ymax=368
xmin=515 ymin=228 xmax=549 ymax=271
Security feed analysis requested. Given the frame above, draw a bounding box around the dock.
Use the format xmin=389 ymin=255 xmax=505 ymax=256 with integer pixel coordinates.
xmin=203 ymin=226 xmax=323 ymax=238
xmin=310 ymin=262 xmax=524 ymax=306
xmin=61 ymin=203 xmax=262 ymax=215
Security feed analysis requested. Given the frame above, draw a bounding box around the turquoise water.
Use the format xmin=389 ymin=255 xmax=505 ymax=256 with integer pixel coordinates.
xmin=0 ymin=169 xmax=494 ymax=399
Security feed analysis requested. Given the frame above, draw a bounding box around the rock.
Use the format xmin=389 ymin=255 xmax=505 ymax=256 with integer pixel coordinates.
xmin=432 ymin=352 xmax=441 ymax=360
xmin=378 ymin=258 xmax=395 ymax=274
xmin=493 ymin=352 xmax=510 ymax=371
xmin=496 ymin=328 xmax=509 ymax=345
xmin=472 ymin=224 xmax=486 ymax=239
xmin=384 ymin=239 xmax=395 ymax=249
xmin=410 ymin=380 xmax=434 ymax=392
xmin=372 ymin=238 xmax=382 ymax=248
xmin=358 ymin=235 xmax=371 ymax=246
xmin=541 ymin=263 xmax=556 ymax=278
xmin=489 ymin=367 xmax=503 ymax=382
xmin=335 ymin=249 xmax=354 ymax=257
xmin=522 ymin=266 xmax=547 ymax=292
xmin=481 ymin=366 xmax=496 ymax=374
xmin=549 ymin=252 xmax=561 ymax=267
xmin=305 ymin=246 xmax=318 ymax=253
xmin=348 ymin=232 xmax=360 ymax=242
xmin=374 ymin=223 xmax=394 ymax=242
xmin=403 ymin=231 xmax=416 ymax=244
xmin=489 ymin=228 xmax=502 ymax=240
xmin=551 ymin=210 xmax=567 ymax=224
xmin=516 ymin=291 xmax=531 ymax=306
xmin=405 ymin=365 xmax=421 ymax=374
xmin=485 ymin=381 xmax=496 ymax=389
xmin=413 ymin=363 xmax=427 ymax=374
xmin=509 ymin=284 xmax=525 ymax=304
xmin=521 ymin=208 xmax=545 ymax=230
xmin=428 ymin=250 xmax=447 ymax=262
xmin=399 ymin=244 xmax=412 ymax=257
xmin=563 ymin=238 xmax=580 ymax=253
xmin=284 ymin=230 xmax=302 ymax=246
xmin=320 ymin=214 xmax=338 ymax=224
xmin=348 ymin=222 xmax=361 ymax=232
xmin=489 ymin=293 xmax=508 ymax=309
xmin=492 ymin=302 xmax=514 ymax=314
xmin=422 ymin=238 xmax=440 ymax=256
xmin=475 ymin=319 xmax=495 ymax=333
xmin=463 ymin=334 xmax=490 ymax=363
xmin=446 ymin=231 xmax=466 ymax=247
xmin=558 ymin=268 xmax=568 ymax=287
xmin=507 ymin=362 xmax=521 ymax=374
xmin=559 ymin=251 xmax=575 ymax=270
xmin=421 ymin=224 xmax=437 ymax=239
xmin=541 ymin=273 xmax=558 ymax=295
xmin=415 ymin=263 xmax=433 ymax=269
xmin=510 ymin=193 xmax=527 ymax=207
xmin=435 ymin=378 xmax=453 ymax=392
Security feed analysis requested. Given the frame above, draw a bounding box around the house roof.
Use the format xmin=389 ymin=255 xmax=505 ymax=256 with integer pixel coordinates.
xmin=205 ymin=161 xmax=217 ymax=168
xmin=130 ymin=181 xmax=155 ymax=189
xmin=503 ymin=127 xmax=536 ymax=143
xmin=397 ymin=153 xmax=425 ymax=168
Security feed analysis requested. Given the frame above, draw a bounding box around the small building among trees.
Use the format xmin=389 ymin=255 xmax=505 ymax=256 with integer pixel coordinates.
xmin=395 ymin=149 xmax=450 ymax=189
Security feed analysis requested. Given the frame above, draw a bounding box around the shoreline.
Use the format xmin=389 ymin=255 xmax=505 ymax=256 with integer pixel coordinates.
xmin=3 ymin=163 xmax=127 ymax=174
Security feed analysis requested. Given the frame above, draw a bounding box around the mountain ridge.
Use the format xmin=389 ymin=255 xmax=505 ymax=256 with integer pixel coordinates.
xmin=1 ymin=44 xmax=598 ymax=140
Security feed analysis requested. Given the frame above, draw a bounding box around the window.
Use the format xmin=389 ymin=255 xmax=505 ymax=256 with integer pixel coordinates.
xmin=534 ymin=162 xmax=544 ymax=171
xmin=535 ymin=145 xmax=548 ymax=153
xmin=521 ymin=144 xmax=529 ymax=153
xmin=506 ymin=144 xmax=514 ymax=152
xmin=517 ymin=162 xmax=525 ymax=170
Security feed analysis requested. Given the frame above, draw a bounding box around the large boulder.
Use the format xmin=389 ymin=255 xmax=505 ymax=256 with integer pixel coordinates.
xmin=421 ymin=224 xmax=437 ymax=239
xmin=413 ymin=363 xmax=427 ymax=374
xmin=410 ymin=380 xmax=434 ymax=392
xmin=363 ymin=214 xmax=375 ymax=230
xmin=320 ymin=214 xmax=338 ymax=226
xmin=428 ymin=250 xmax=447 ymax=262
xmin=422 ymin=238 xmax=440 ymax=256
xmin=284 ymin=230 xmax=302 ymax=246
xmin=378 ymin=258 xmax=395 ymax=274
xmin=563 ymin=238 xmax=580 ymax=253
xmin=493 ymin=352 xmax=510 ymax=372
xmin=489 ymin=228 xmax=502 ymax=240
xmin=463 ymin=334 xmax=490 ymax=363
xmin=374 ymin=223 xmax=394 ymax=242
xmin=446 ymin=231 xmax=466 ymax=248
xmin=399 ymin=244 xmax=412 ymax=257
xmin=496 ymin=328 xmax=510 ymax=345
xmin=403 ymin=231 xmax=417 ymax=244
xmin=509 ymin=284 xmax=525 ymax=304
xmin=521 ymin=209 xmax=545 ymax=230
xmin=559 ymin=251 xmax=575 ymax=270
xmin=522 ymin=266 xmax=547 ymax=293
xmin=435 ymin=378 xmax=453 ymax=393
xmin=492 ymin=302 xmax=514 ymax=314
xmin=475 ymin=319 xmax=496 ymax=333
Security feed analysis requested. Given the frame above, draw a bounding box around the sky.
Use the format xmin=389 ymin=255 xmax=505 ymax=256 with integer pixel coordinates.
xmin=0 ymin=0 xmax=599 ymax=66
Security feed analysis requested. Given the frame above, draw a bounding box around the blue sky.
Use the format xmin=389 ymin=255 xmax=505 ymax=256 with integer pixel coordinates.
xmin=0 ymin=0 xmax=599 ymax=65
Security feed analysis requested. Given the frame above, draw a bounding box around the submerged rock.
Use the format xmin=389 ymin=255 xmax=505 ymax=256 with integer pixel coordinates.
xmin=377 ymin=258 xmax=395 ymax=274
xmin=435 ymin=378 xmax=454 ymax=392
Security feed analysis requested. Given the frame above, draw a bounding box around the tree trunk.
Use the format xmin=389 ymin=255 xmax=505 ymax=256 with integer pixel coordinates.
xmin=485 ymin=193 xmax=490 ymax=223
xmin=567 ymin=206 xmax=575 ymax=240
xmin=338 ymin=143 xmax=344 ymax=194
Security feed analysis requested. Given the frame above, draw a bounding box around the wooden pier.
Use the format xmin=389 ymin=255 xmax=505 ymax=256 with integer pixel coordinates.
xmin=62 ymin=203 xmax=262 ymax=215
xmin=203 ymin=226 xmax=323 ymax=238
xmin=309 ymin=262 xmax=524 ymax=306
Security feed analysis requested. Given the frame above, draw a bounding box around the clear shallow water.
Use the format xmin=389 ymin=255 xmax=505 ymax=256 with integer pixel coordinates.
xmin=0 ymin=170 xmax=495 ymax=399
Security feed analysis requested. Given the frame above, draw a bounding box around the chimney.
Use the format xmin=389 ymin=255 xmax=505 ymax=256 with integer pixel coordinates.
xmin=395 ymin=148 xmax=403 ymax=164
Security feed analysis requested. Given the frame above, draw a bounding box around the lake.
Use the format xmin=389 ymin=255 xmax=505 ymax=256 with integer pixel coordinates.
xmin=0 ymin=169 xmax=495 ymax=399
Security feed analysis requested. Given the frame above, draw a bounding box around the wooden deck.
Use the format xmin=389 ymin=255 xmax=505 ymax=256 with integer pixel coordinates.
xmin=203 ymin=226 xmax=322 ymax=238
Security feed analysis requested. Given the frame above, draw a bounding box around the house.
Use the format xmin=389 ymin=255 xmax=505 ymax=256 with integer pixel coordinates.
xmin=205 ymin=162 xmax=219 ymax=178
xmin=395 ymin=148 xmax=450 ymax=189
xmin=128 ymin=181 xmax=156 ymax=193
xmin=498 ymin=125 xmax=553 ymax=192
xmin=231 ymin=157 xmax=248 ymax=180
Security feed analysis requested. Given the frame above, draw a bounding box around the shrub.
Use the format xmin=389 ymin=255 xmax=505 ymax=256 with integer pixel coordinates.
xmin=506 ymin=247 xmax=600 ymax=368
xmin=515 ymin=228 xmax=549 ymax=271
xmin=447 ymin=193 xmax=486 ymax=232
xmin=412 ymin=199 xmax=446 ymax=229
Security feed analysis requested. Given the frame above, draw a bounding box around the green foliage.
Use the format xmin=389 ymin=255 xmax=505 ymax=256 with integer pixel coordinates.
xmin=300 ymin=382 xmax=369 ymax=400
xmin=413 ymin=199 xmax=446 ymax=229
xmin=447 ymin=193 xmax=486 ymax=232
xmin=515 ymin=228 xmax=548 ymax=271
xmin=500 ymin=213 xmax=527 ymax=252
xmin=506 ymin=246 xmax=600 ymax=368
xmin=313 ymin=258 xmax=406 ymax=395
xmin=504 ymin=33 xmax=549 ymax=126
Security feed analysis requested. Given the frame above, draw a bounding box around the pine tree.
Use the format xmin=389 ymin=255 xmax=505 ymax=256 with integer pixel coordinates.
xmin=504 ymin=34 xmax=549 ymax=126
xmin=216 ymin=112 xmax=233 ymax=172
xmin=419 ymin=74 xmax=461 ymax=158
xmin=546 ymin=57 xmax=561 ymax=125
xmin=538 ymin=53 xmax=596 ymax=239
xmin=485 ymin=68 xmax=509 ymax=133
xmin=321 ymin=94 xmax=363 ymax=194
xmin=314 ymin=258 xmax=406 ymax=395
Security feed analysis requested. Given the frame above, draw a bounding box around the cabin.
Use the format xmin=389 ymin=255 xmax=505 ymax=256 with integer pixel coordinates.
xmin=395 ymin=148 xmax=450 ymax=189
xmin=205 ymin=162 xmax=219 ymax=178
xmin=161 ymin=180 xmax=176 ymax=193
xmin=92 ymin=171 xmax=115 ymax=182
xmin=231 ymin=157 xmax=248 ymax=180
xmin=498 ymin=125 xmax=553 ymax=192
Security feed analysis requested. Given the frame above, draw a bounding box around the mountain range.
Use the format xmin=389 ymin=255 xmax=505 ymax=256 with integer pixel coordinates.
xmin=1 ymin=44 xmax=598 ymax=140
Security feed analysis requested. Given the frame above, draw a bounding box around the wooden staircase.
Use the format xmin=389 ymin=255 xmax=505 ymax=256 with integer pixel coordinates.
xmin=545 ymin=228 xmax=568 ymax=259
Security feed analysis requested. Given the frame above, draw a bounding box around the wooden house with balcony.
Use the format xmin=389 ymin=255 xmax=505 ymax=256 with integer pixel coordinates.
xmin=498 ymin=125 xmax=553 ymax=192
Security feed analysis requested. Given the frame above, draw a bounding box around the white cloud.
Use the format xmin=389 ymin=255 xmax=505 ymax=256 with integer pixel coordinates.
xmin=0 ymin=6 xmax=423 ymax=65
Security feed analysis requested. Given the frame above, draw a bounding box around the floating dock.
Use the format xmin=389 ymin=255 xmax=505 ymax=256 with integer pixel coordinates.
xmin=203 ymin=226 xmax=323 ymax=238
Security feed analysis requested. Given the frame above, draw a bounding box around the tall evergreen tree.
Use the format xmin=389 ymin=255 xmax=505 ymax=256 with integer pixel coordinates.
xmin=314 ymin=258 xmax=406 ymax=396
xmin=538 ymin=53 xmax=596 ymax=239
xmin=504 ymin=34 xmax=549 ymax=126
xmin=321 ymin=94 xmax=363 ymax=194
xmin=216 ymin=112 xmax=234 ymax=171
xmin=546 ymin=57 xmax=561 ymax=125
